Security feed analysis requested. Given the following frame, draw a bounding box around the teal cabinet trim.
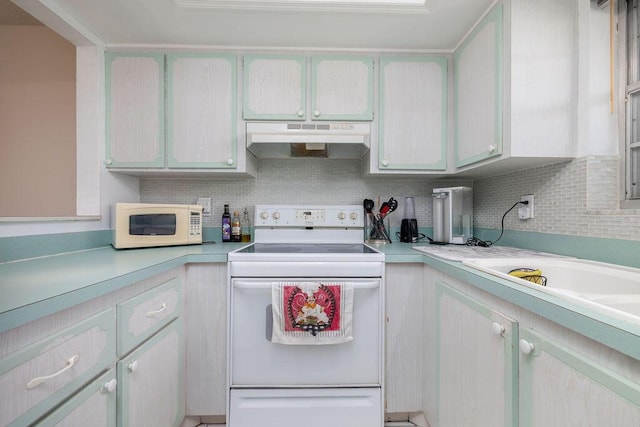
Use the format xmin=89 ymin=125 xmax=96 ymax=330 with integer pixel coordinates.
xmin=166 ymin=52 xmax=238 ymax=169
xmin=435 ymin=282 xmax=518 ymax=427
xmin=242 ymin=54 xmax=307 ymax=120
xmin=379 ymin=55 xmax=448 ymax=170
xmin=0 ymin=309 xmax=115 ymax=426
xmin=116 ymin=318 xmax=184 ymax=426
xmin=116 ymin=276 xmax=182 ymax=356
xmin=454 ymin=4 xmax=504 ymax=167
xmin=105 ymin=52 xmax=165 ymax=168
xmin=519 ymin=328 xmax=640 ymax=427
xmin=310 ymin=55 xmax=374 ymax=121
xmin=34 ymin=369 xmax=117 ymax=427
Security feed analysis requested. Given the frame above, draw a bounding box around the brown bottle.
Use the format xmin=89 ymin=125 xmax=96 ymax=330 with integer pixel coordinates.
xmin=231 ymin=210 xmax=241 ymax=242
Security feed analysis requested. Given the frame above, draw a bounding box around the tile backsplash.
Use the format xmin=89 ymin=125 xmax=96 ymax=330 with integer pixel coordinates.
xmin=140 ymin=156 xmax=640 ymax=243
xmin=139 ymin=159 xmax=469 ymax=231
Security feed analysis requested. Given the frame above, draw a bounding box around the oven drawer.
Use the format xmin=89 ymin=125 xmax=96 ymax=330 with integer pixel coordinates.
xmin=230 ymin=278 xmax=382 ymax=387
xmin=229 ymin=388 xmax=382 ymax=427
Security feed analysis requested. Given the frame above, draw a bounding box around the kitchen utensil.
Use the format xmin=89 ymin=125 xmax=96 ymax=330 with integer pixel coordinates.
xmin=379 ymin=197 xmax=398 ymax=219
xmin=363 ymin=199 xmax=375 ymax=213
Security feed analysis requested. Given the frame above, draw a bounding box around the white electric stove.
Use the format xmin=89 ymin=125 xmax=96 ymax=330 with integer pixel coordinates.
xmin=227 ymin=205 xmax=385 ymax=427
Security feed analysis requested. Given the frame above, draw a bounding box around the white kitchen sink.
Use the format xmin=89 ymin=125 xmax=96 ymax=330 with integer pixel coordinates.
xmin=462 ymin=257 xmax=640 ymax=325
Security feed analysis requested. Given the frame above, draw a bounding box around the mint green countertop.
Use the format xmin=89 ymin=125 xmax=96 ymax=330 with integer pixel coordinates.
xmin=1 ymin=241 xmax=638 ymax=362
xmin=0 ymin=242 xmax=246 ymax=332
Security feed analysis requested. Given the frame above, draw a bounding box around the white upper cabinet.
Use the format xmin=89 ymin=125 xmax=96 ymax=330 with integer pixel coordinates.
xmin=243 ymin=54 xmax=307 ymax=120
xmin=311 ymin=55 xmax=374 ymax=121
xmin=374 ymin=55 xmax=448 ymax=173
xmin=106 ymin=53 xmax=165 ymax=168
xmin=454 ymin=6 xmax=502 ymax=167
xmin=243 ymin=54 xmax=373 ymax=121
xmin=454 ymin=0 xmax=577 ymax=175
xmin=167 ymin=53 xmax=237 ymax=168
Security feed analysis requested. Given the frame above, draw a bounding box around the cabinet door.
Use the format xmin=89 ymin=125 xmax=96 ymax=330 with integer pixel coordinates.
xmin=117 ymin=319 xmax=184 ymax=427
xmin=34 ymin=370 xmax=117 ymax=427
xmin=519 ymin=328 xmax=640 ymax=427
xmin=167 ymin=53 xmax=237 ymax=168
xmin=436 ymin=282 xmax=518 ymax=427
xmin=378 ymin=56 xmax=447 ymax=170
xmin=311 ymin=55 xmax=373 ymax=121
xmin=184 ymin=264 xmax=227 ymax=416
xmin=105 ymin=53 xmax=164 ymax=168
xmin=385 ymin=264 xmax=424 ymax=413
xmin=454 ymin=4 xmax=503 ymax=167
xmin=243 ymin=54 xmax=306 ymax=120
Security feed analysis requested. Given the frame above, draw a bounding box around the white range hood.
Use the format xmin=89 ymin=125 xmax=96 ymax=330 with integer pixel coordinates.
xmin=246 ymin=122 xmax=371 ymax=159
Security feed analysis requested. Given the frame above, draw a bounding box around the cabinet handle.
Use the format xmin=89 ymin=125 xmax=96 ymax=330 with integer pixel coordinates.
xmin=519 ymin=339 xmax=535 ymax=355
xmin=146 ymin=302 xmax=167 ymax=318
xmin=297 ymin=110 xmax=304 ymax=117
xmin=313 ymin=110 xmax=321 ymax=117
xmin=105 ymin=158 xmax=113 ymax=165
xmin=488 ymin=144 xmax=497 ymax=152
xmin=491 ymin=322 xmax=505 ymax=337
xmin=128 ymin=360 xmax=138 ymax=373
xmin=26 ymin=354 xmax=80 ymax=390
xmin=101 ymin=379 xmax=117 ymax=394
xmin=381 ymin=159 xmax=389 ymax=167
xmin=227 ymin=158 xmax=234 ymax=165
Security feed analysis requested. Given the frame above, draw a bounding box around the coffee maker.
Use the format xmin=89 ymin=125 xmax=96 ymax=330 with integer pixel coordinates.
xmin=400 ymin=197 xmax=420 ymax=243
xmin=431 ymin=186 xmax=473 ymax=244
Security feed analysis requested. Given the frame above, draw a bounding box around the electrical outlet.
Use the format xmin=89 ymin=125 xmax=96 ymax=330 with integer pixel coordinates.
xmin=518 ymin=194 xmax=535 ymax=219
xmin=197 ymin=197 xmax=212 ymax=216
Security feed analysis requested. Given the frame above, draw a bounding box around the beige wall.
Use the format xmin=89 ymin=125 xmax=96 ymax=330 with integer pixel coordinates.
xmin=0 ymin=25 xmax=76 ymax=217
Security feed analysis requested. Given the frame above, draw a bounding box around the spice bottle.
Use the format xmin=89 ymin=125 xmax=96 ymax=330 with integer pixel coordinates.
xmin=222 ymin=204 xmax=231 ymax=242
xmin=231 ymin=210 xmax=242 ymax=242
xmin=241 ymin=207 xmax=251 ymax=242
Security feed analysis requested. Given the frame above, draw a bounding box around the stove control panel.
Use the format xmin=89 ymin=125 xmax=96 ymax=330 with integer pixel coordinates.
xmin=255 ymin=205 xmax=363 ymax=228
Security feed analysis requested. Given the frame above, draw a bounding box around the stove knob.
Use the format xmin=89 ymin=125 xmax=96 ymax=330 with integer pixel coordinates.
xmin=350 ymin=212 xmax=358 ymax=220
xmin=260 ymin=211 xmax=269 ymax=220
xmin=338 ymin=212 xmax=346 ymax=220
xmin=273 ymin=212 xmax=281 ymax=220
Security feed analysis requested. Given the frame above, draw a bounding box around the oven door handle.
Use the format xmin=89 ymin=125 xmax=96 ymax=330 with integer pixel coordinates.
xmin=233 ymin=281 xmax=380 ymax=289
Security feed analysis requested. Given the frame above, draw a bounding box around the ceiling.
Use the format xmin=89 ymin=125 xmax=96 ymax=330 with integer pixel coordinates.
xmin=7 ymin=0 xmax=496 ymax=51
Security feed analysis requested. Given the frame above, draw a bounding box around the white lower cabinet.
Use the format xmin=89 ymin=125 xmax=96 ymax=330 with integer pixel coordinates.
xmin=34 ymin=369 xmax=117 ymax=427
xmin=519 ymin=328 xmax=640 ymax=427
xmin=384 ymin=264 xmax=425 ymax=414
xmin=436 ymin=282 xmax=517 ymax=427
xmin=117 ymin=318 xmax=184 ymax=427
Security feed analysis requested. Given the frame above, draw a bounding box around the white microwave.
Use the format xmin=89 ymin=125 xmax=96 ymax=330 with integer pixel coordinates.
xmin=112 ymin=203 xmax=203 ymax=249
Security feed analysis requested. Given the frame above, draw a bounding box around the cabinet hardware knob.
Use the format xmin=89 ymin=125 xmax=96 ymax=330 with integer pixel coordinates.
xmin=488 ymin=144 xmax=497 ymax=152
xmin=227 ymin=158 xmax=234 ymax=165
xmin=491 ymin=322 xmax=505 ymax=336
xmin=101 ymin=379 xmax=117 ymax=394
xmin=128 ymin=360 xmax=139 ymax=373
xmin=519 ymin=339 xmax=535 ymax=355
xmin=26 ymin=354 xmax=80 ymax=390
xmin=297 ymin=110 xmax=304 ymax=117
xmin=313 ymin=110 xmax=321 ymax=117
xmin=105 ymin=158 xmax=113 ymax=165
xmin=382 ymin=160 xmax=389 ymax=167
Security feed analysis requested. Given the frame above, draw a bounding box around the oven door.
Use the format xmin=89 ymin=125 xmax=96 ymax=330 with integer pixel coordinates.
xmin=230 ymin=278 xmax=382 ymax=387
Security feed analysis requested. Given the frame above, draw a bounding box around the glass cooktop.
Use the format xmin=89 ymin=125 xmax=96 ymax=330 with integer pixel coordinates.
xmin=236 ymin=243 xmax=379 ymax=254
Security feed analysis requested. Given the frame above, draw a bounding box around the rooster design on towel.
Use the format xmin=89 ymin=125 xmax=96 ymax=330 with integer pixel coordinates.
xmin=285 ymin=284 xmax=337 ymax=336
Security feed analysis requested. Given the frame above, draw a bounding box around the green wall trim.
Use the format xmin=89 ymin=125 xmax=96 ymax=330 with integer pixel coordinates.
xmin=473 ymin=227 xmax=640 ymax=268
xmin=0 ymin=230 xmax=112 ymax=263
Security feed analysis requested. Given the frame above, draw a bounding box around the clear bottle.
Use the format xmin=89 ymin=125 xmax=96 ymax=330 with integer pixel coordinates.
xmin=221 ymin=204 xmax=231 ymax=242
xmin=231 ymin=210 xmax=242 ymax=242
xmin=241 ymin=207 xmax=251 ymax=242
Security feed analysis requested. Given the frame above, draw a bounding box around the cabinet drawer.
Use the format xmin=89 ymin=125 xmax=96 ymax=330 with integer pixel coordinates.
xmin=0 ymin=309 xmax=115 ymax=426
xmin=117 ymin=276 xmax=182 ymax=356
xmin=34 ymin=369 xmax=117 ymax=427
